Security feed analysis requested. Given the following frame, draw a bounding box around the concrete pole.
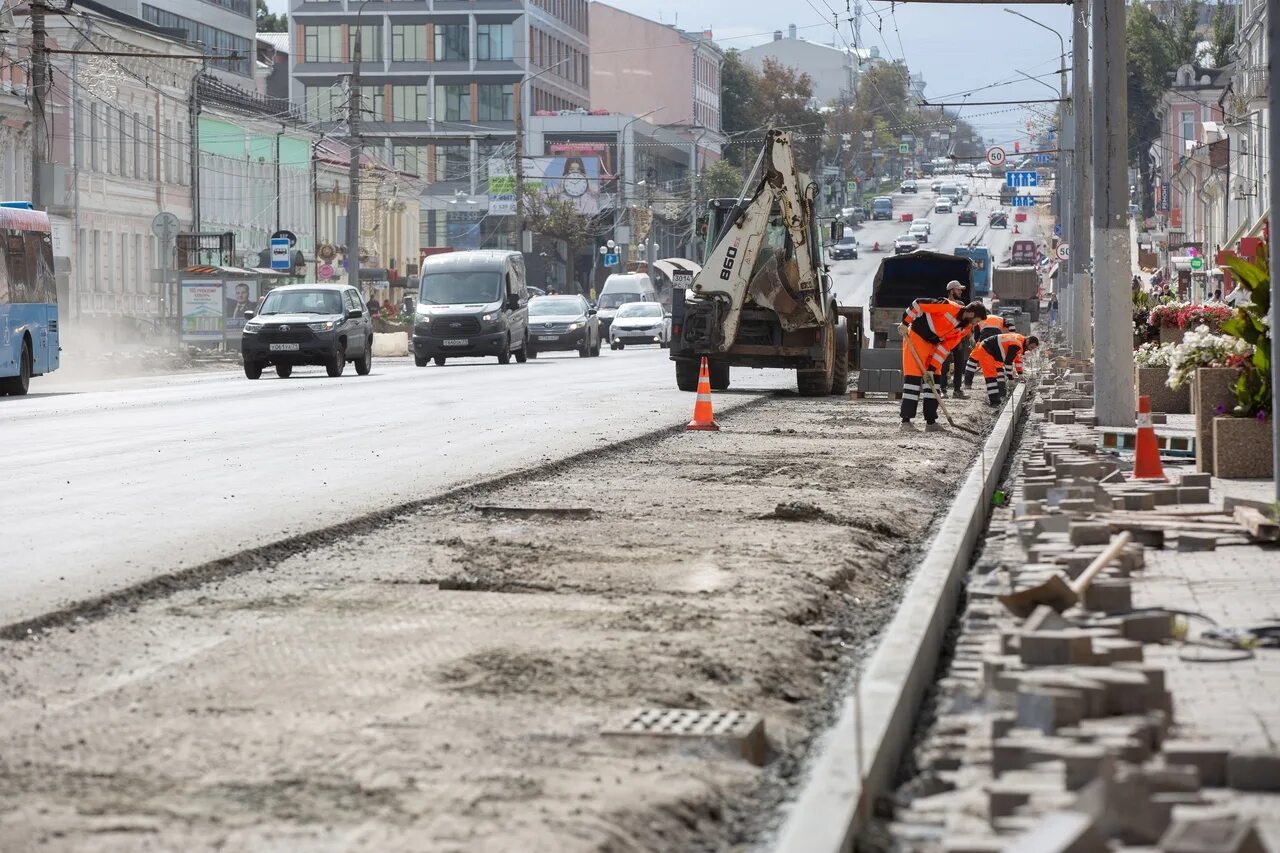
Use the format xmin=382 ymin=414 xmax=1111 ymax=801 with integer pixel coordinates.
xmin=347 ymin=14 xmax=364 ymax=293
xmin=1091 ymin=0 xmax=1135 ymax=426
xmin=1268 ymin=0 xmax=1279 ymax=500
xmin=1071 ymin=0 xmax=1092 ymax=357
xmin=1058 ymin=48 xmax=1073 ymax=335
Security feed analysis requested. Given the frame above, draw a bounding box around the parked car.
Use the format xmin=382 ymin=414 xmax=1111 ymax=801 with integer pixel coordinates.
xmin=609 ymin=302 xmax=670 ymax=349
xmin=830 ymin=234 xmax=859 ymax=260
xmin=909 ymin=221 xmax=931 ymax=244
xmin=413 ymin=250 xmax=530 ymax=366
xmin=242 ymin=284 xmax=373 ymax=379
xmin=900 ymin=180 xmax=919 ymax=193
xmin=989 ymin=211 xmax=1009 ymax=228
xmin=893 ymin=234 xmax=920 ymax=255
xmin=526 ymin=294 xmax=600 ymax=357
xmin=934 ymin=197 xmax=954 ymax=214
xmin=957 ymin=209 xmax=978 ymax=226
xmin=871 ymin=196 xmax=895 ymax=220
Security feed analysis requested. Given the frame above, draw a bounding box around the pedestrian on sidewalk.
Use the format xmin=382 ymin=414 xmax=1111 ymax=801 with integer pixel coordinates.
xmin=1047 ymin=294 xmax=1059 ymax=325
xmin=900 ymin=296 xmax=987 ymax=432
xmin=965 ymin=332 xmax=1038 ymax=406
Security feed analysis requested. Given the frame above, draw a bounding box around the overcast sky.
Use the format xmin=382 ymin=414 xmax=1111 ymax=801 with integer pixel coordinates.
xmin=267 ymin=0 xmax=1073 ymax=143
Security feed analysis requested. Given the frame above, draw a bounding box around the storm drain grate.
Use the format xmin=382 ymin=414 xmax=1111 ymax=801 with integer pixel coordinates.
xmin=602 ymin=708 xmax=767 ymax=766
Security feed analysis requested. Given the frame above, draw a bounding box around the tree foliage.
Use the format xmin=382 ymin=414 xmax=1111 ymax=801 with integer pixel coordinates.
xmin=702 ymin=160 xmax=745 ymax=200
xmin=716 ymin=52 xmax=824 ymax=172
xmin=521 ymin=188 xmax=597 ymax=286
xmin=720 ymin=51 xmax=762 ymax=169
xmin=1206 ymin=2 xmax=1237 ymax=68
xmin=256 ymin=0 xmax=287 ymax=32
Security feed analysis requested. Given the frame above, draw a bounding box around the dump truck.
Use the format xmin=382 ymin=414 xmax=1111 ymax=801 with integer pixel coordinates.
xmin=953 ymin=245 xmax=993 ymax=297
xmin=866 ymin=250 xmax=974 ymax=348
xmin=992 ymin=265 xmax=1041 ymax=323
xmin=669 ymin=129 xmax=863 ymax=395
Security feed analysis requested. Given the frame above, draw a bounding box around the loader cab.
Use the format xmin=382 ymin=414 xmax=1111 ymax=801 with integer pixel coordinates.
xmin=702 ymin=197 xmax=821 ymax=283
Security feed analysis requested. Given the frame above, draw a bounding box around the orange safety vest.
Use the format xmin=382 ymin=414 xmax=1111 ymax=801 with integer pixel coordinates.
xmin=978 ymin=332 xmax=1027 ymax=372
xmin=902 ymin=298 xmax=970 ymax=371
xmin=977 ymin=315 xmax=1007 ymax=339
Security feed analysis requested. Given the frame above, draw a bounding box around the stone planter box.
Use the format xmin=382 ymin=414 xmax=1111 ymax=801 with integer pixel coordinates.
xmin=1213 ymin=416 xmax=1275 ymax=479
xmin=1136 ymin=367 xmax=1190 ymax=414
xmin=1193 ymin=367 xmax=1240 ymax=474
xmin=1158 ymin=326 xmax=1185 ymax=345
xmin=372 ymin=331 xmax=409 ymax=357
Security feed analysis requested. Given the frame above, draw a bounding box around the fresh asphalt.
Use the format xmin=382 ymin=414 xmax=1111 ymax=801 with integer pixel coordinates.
xmin=1 ymin=176 xmax=1024 ymax=626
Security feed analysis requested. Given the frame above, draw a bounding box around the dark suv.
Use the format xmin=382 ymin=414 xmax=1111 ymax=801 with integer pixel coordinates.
xmin=241 ymin=284 xmax=373 ymax=379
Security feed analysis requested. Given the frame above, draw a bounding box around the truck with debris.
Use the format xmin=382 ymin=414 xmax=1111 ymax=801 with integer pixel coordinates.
xmin=866 ymin=250 xmax=974 ymax=348
xmin=669 ymin=129 xmax=863 ymax=395
xmin=991 ymin=265 xmax=1041 ymax=324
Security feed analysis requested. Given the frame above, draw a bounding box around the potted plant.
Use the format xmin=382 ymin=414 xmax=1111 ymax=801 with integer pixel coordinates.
xmin=1148 ymin=301 xmax=1188 ymax=344
xmin=1177 ymin=302 xmax=1233 ymax=333
xmin=1134 ymin=342 xmax=1188 ymax=413
xmin=1167 ymin=325 xmax=1254 ymax=474
xmin=1214 ymin=249 xmax=1273 ymax=479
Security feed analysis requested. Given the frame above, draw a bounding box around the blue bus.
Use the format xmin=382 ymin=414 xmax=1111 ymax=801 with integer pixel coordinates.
xmin=953 ymin=245 xmax=993 ymax=297
xmin=1 ymin=203 xmax=59 ymax=395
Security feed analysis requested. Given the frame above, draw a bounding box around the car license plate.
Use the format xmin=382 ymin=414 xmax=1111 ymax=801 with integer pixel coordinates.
xmin=538 ymin=335 xmax=559 ymax=342
xmin=269 ymin=343 xmax=299 ymax=352
xmin=442 ymin=339 xmax=469 ymax=347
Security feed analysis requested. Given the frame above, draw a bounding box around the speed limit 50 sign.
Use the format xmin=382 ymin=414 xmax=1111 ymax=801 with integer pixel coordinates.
xmin=986 ymin=147 xmax=1007 ymax=167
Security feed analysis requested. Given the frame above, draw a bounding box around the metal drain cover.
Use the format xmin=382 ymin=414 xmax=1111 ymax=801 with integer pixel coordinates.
xmin=602 ymin=708 xmax=767 ymax=766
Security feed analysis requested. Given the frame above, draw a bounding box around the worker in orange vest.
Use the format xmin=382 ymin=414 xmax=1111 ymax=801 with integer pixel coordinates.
xmin=900 ymin=297 xmax=988 ymax=431
xmin=939 ymin=280 xmax=974 ymax=399
xmin=964 ymin=332 xmax=1039 ymax=406
xmin=976 ymin=313 xmax=1008 ymax=340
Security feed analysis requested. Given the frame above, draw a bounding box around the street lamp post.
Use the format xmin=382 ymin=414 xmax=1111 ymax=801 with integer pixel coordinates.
xmin=347 ymin=0 xmax=376 ymax=293
xmin=514 ymin=58 xmax=571 ymax=251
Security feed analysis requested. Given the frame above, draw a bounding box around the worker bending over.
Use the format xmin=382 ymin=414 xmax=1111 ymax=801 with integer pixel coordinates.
xmin=900 ymin=297 xmax=988 ymax=431
xmin=964 ymin=332 xmax=1039 ymax=406
xmin=976 ymin=313 xmax=1007 ymax=340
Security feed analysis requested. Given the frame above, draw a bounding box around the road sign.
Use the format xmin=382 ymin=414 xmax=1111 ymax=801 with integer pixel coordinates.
xmin=150 ymin=211 xmax=180 ymax=242
xmin=318 ymin=262 xmax=336 ymax=280
xmin=1011 ymin=195 xmax=1036 ymax=207
xmin=1190 ymin=256 xmax=1205 ymax=270
xmin=603 ymin=252 xmax=619 ymax=268
xmin=986 ymin=146 xmax=1006 ymax=167
xmin=1056 ymin=243 xmax=1070 ymax=261
xmin=270 ymin=237 xmax=291 ymax=270
xmin=898 ymin=143 xmax=910 ymax=154
xmin=1034 ymin=154 xmax=1053 ymax=164
xmin=272 ymin=229 xmax=298 ymax=248
xmin=1006 ymin=170 xmax=1039 ymax=188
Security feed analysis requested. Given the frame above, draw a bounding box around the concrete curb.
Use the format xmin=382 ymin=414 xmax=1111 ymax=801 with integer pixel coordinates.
xmin=770 ymin=384 xmax=1028 ymax=853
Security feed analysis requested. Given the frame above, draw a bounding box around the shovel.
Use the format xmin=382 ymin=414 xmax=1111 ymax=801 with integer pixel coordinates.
xmin=900 ymin=324 xmax=981 ymax=436
xmin=998 ymin=531 xmax=1133 ymax=617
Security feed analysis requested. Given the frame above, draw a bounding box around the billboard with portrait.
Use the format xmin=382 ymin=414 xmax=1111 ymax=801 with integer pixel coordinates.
xmin=487 ymin=154 xmax=614 ymax=217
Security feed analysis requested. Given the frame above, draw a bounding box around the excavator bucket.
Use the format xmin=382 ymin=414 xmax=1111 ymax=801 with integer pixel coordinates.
xmin=748 ymin=254 xmax=820 ymax=331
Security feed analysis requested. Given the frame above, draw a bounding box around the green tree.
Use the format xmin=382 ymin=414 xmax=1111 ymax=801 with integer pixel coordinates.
xmin=720 ymin=51 xmax=763 ymax=169
xmin=257 ymin=0 xmax=287 ymax=33
xmin=522 ymin=187 xmax=597 ymax=290
xmin=1205 ymin=2 xmax=1237 ymax=67
xmin=702 ymin=160 xmax=744 ymax=199
xmin=755 ymin=58 xmax=826 ymax=172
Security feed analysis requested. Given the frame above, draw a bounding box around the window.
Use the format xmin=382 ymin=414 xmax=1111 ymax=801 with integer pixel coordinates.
xmin=435 ymin=147 xmax=466 ymax=181
xmin=88 ymin=104 xmax=99 ymax=171
xmin=134 ymin=233 xmax=143 ymax=293
xmin=391 ymin=24 xmax=427 ymax=61
xmin=303 ymin=25 xmax=343 ymax=62
xmin=133 ymin=114 xmax=143 ymax=178
xmin=477 ymin=84 xmax=512 ymax=121
xmin=306 ymin=85 xmax=345 ymax=122
xmin=120 ymin=234 xmax=128 ymax=292
xmin=143 ymin=117 xmax=154 ymax=180
xmin=118 ymin=110 xmax=128 ymax=176
xmin=475 ymin=23 xmax=512 ymax=60
xmin=1180 ymin=110 xmax=1195 ymax=143
xmin=393 ymin=144 xmax=427 ymax=177
xmin=435 ymin=84 xmax=470 ymax=122
xmin=91 ymin=231 xmax=100 ymax=292
xmin=141 ymin=6 xmax=252 ymax=76
xmin=349 ymin=24 xmax=382 ymax=61
xmin=360 ymin=85 xmax=385 ymax=121
xmin=434 ymin=24 xmax=469 ymax=61
xmin=391 ymin=85 xmax=429 ymax=121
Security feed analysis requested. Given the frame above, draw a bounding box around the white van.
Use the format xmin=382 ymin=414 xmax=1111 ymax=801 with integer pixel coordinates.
xmin=596 ymin=272 xmax=657 ymax=339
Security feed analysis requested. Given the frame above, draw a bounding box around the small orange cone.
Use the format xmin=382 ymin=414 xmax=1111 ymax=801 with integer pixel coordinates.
xmin=1012 ymin=223 xmax=1020 ymax=234
xmin=1133 ymin=394 xmax=1167 ymax=480
xmin=687 ymin=357 xmax=720 ymax=431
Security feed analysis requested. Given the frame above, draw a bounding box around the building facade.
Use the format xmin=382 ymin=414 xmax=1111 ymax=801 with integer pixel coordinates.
xmin=1219 ymin=0 xmax=1269 ymax=249
xmin=738 ymin=24 xmax=873 ymax=106
xmin=96 ymin=0 xmax=258 ymax=87
xmin=289 ymin=0 xmax=590 ymax=250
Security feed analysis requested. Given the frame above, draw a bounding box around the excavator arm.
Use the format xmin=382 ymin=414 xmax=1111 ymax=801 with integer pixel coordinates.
xmin=687 ymin=129 xmax=827 ymax=352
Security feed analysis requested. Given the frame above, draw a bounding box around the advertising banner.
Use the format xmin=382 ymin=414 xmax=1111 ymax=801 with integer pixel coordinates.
xmin=222 ymin=279 xmax=260 ymax=341
xmin=181 ymin=282 xmax=225 ymax=342
xmin=488 ymin=155 xmax=614 ymax=217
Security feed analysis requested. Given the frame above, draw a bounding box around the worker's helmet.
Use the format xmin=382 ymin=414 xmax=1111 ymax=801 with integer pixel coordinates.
xmin=965 ymin=301 xmax=989 ymax=320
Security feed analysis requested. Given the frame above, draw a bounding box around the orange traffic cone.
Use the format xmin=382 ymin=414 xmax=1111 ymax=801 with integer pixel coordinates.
xmin=1132 ymin=394 xmax=1166 ymax=480
xmin=686 ymin=357 xmax=720 ymax=431
xmin=1012 ymin=223 xmax=1020 ymax=234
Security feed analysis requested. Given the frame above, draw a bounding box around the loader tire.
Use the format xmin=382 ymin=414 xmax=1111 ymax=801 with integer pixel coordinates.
xmin=709 ymin=362 xmax=730 ymax=391
xmin=830 ymin=318 xmax=850 ymax=396
xmin=797 ymin=318 xmax=836 ymax=397
xmin=675 ymin=358 xmax=700 ymax=392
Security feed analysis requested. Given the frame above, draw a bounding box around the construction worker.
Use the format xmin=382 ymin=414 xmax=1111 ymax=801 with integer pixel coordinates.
xmin=964 ymin=332 xmax=1039 ymax=406
xmin=938 ymin=280 xmax=972 ymax=399
xmin=900 ymin=297 xmax=988 ymax=431
xmin=976 ymin=312 xmax=1008 ymax=340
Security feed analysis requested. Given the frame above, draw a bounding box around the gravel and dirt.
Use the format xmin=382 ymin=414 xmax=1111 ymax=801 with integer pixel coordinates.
xmin=0 ymin=390 xmax=999 ymax=852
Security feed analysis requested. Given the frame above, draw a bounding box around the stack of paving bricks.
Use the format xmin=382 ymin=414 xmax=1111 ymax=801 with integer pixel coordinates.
xmin=852 ymin=346 xmax=904 ymax=399
xmin=880 ymin=359 xmax=1280 ymax=853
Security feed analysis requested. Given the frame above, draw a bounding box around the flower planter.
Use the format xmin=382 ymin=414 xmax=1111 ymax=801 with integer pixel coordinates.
xmin=1213 ymin=416 xmax=1275 ymax=479
xmin=1193 ymin=367 xmax=1240 ymax=474
xmin=1135 ymin=367 xmax=1190 ymax=414
xmin=1158 ymin=326 xmax=1185 ymax=345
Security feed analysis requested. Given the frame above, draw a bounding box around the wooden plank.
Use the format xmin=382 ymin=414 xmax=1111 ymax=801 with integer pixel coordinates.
xmin=1233 ymin=506 xmax=1280 ymax=542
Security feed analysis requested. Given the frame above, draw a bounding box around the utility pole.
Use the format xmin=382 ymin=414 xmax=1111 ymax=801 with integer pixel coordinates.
xmin=1070 ymin=0 xmax=1091 ymax=358
xmin=346 ymin=27 xmax=363 ymax=293
xmin=29 ymin=0 xmax=49 ymax=210
xmin=189 ymin=64 xmax=204 ymax=234
xmin=1268 ymin=0 xmax=1279 ymax=500
xmin=514 ymin=92 xmax=526 ymax=252
xmin=1092 ymin=0 xmax=1134 ymax=426
xmin=645 ymin=166 xmax=655 ymax=283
